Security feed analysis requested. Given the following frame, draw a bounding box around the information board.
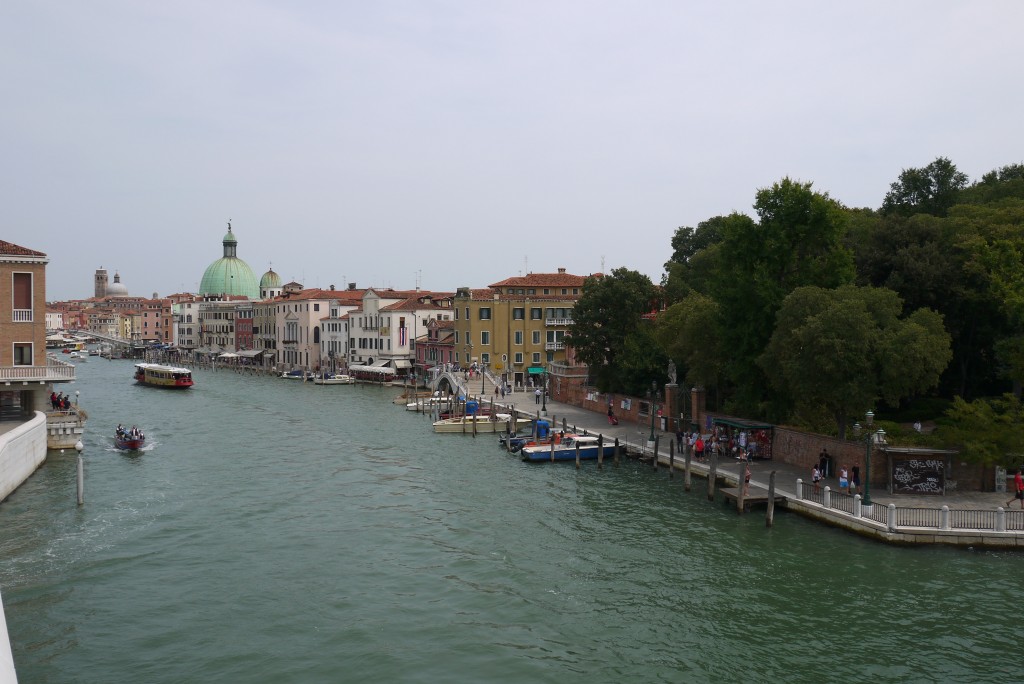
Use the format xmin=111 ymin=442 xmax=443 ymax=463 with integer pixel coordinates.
xmin=891 ymin=458 xmax=945 ymax=495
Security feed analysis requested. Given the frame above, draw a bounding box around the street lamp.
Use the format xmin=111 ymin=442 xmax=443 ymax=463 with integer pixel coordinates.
xmin=541 ymin=371 xmax=547 ymax=414
xmin=648 ymin=381 xmax=657 ymax=442
xmin=853 ymin=411 xmax=886 ymax=507
xmin=481 ymin=361 xmax=487 ymax=394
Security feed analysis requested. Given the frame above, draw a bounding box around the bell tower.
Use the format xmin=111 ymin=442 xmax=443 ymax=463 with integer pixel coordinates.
xmin=94 ymin=267 xmax=108 ymax=298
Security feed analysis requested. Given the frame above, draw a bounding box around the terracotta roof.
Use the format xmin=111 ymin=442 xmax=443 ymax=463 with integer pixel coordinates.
xmin=381 ymin=295 xmax=456 ymax=312
xmin=488 ymin=271 xmax=596 ymax=288
xmin=0 ymin=240 xmax=47 ymax=258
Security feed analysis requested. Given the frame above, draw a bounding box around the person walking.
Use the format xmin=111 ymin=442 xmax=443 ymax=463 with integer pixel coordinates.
xmin=1007 ymin=469 xmax=1024 ymax=509
xmin=534 ymin=388 xmax=541 ymax=405
xmin=839 ymin=465 xmax=849 ymax=494
xmin=812 ymin=465 xmax=822 ymax=494
xmin=743 ymin=463 xmax=752 ymax=496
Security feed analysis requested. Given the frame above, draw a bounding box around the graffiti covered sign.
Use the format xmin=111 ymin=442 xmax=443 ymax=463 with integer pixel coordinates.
xmin=891 ymin=459 xmax=945 ymax=495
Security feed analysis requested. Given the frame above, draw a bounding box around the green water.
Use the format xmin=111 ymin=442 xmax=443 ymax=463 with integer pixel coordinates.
xmin=0 ymin=359 xmax=1021 ymax=683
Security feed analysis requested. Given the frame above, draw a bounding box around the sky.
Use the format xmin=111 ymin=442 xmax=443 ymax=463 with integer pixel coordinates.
xmin=3 ymin=1 xmax=1023 ymax=302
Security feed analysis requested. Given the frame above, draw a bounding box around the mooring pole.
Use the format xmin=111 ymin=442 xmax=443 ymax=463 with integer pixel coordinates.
xmin=766 ymin=471 xmax=777 ymax=527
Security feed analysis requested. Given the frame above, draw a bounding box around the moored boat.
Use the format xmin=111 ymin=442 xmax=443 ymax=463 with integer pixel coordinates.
xmin=521 ymin=434 xmax=616 ymax=462
xmin=133 ymin=363 xmax=194 ymax=389
xmin=433 ymin=414 xmax=533 ymax=434
xmin=313 ymin=373 xmax=355 ymax=385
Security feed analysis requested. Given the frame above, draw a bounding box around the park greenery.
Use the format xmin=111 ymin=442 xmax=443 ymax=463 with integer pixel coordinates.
xmin=567 ymin=158 xmax=1024 ymax=465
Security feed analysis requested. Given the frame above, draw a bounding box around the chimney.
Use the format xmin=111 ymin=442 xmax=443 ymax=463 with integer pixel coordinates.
xmin=557 ymin=267 xmax=566 ymax=274
xmin=348 ymin=283 xmax=356 ymax=290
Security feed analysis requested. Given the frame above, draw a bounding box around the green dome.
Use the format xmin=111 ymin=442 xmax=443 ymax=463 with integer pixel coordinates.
xmin=260 ymin=268 xmax=282 ymax=289
xmin=198 ymin=224 xmax=259 ymax=299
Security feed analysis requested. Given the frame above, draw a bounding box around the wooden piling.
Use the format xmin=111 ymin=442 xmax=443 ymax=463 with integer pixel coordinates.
xmin=597 ymin=435 xmax=604 ymax=469
xmin=708 ymin=451 xmax=718 ymax=501
xmin=575 ymin=441 xmax=581 ymax=469
xmin=614 ymin=437 xmax=620 ymax=466
xmin=766 ymin=471 xmax=777 ymax=527
xmin=736 ymin=463 xmax=746 ymax=513
xmin=550 ymin=437 xmax=556 ymax=462
xmin=683 ymin=443 xmax=692 ymax=492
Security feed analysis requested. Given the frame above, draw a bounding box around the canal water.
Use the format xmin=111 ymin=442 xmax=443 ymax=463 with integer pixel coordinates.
xmin=0 ymin=359 xmax=1021 ymax=683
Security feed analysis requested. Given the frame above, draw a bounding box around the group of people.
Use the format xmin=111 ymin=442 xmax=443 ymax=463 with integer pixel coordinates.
xmin=673 ymin=431 xmax=754 ymax=463
xmin=812 ymin=447 xmax=861 ymax=495
xmin=49 ymin=391 xmax=72 ymax=410
xmin=116 ymin=424 xmax=144 ymax=441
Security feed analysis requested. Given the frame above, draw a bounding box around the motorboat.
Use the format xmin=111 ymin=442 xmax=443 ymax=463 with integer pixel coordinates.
xmin=313 ymin=373 xmax=355 ymax=385
xmin=521 ymin=434 xmax=616 ymax=462
xmin=115 ymin=426 xmax=146 ymax=450
xmin=433 ymin=414 xmax=533 ymax=434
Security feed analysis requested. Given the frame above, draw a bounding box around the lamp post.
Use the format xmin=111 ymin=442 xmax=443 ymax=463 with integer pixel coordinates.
xmin=648 ymin=381 xmax=657 ymax=442
xmin=481 ymin=362 xmax=487 ymax=394
xmin=541 ymin=371 xmax=547 ymax=415
xmin=852 ymin=411 xmax=886 ymax=507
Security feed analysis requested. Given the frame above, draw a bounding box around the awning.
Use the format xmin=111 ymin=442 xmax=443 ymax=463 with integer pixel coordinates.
xmin=394 ymin=359 xmax=412 ymax=369
xmin=237 ymin=349 xmax=263 ymax=358
xmin=371 ymin=359 xmax=390 ymax=367
xmin=711 ymin=417 xmax=774 ymax=430
xmin=528 ymin=367 xmax=546 ymax=374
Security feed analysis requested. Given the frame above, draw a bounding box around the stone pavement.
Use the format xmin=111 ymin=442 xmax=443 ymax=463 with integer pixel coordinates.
xmin=487 ymin=386 xmax=1015 ymax=512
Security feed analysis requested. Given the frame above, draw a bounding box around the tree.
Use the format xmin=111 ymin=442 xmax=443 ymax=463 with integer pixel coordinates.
xmin=567 ymin=268 xmax=658 ymax=393
xmin=710 ymin=178 xmax=855 ymax=414
xmin=662 ymin=217 xmax=727 ymax=303
xmin=653 ymin=292 xmax=723 ymax=390
xmin=939 ymin=394 xmax=1024 ymax=465
xmin=881 ymin=156 xmax=968 ymax=217
xmin=761 ymin=285 xmax=952 ymax=438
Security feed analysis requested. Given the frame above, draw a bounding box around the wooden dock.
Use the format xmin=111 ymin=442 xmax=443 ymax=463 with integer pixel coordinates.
xmin=720 ymin=487 xmax=786 ymax=513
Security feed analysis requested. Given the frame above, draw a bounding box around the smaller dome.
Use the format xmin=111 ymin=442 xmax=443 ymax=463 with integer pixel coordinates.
xmin=222 ymin=229 xmax=237 ymax=244
xmin=107 ymin=272 xmax=129 ymax=297
xmin=260 ymin=268 xmax=282 ymax=289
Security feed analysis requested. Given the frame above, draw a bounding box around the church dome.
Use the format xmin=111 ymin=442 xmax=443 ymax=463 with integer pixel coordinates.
xmin=107 ymin=272 xmax=130 ymax=297
xmin=198 ymin=223 xmax=259 ymax=299
xmin=260 ymin=268 xmax=282 ymax=289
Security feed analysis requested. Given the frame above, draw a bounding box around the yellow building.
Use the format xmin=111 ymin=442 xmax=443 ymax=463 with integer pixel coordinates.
xmin=452 ymin=268 xmax=592 ymax=389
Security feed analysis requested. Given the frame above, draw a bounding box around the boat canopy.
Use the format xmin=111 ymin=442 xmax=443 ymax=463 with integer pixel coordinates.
xmin=349 ymin=365 xmax=394 ymax=375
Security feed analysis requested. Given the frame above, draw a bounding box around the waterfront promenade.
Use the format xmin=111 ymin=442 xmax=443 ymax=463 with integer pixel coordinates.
xmin=441 ymin=382 xmax=1024 ymax=547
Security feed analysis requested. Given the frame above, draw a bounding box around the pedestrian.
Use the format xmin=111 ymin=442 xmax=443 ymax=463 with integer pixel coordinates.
xmin=812 ymin=465 xmax=822 ymax=494
xmin=839 ymin=465 xmax=849 ymax=494
xmin=851 ymin=466 xmax=861 ymax=495
xmin=694 ymin=435 xmax=705 ymax=461
xmin=1006 ymin=469 xmax=1024 ymax=509
xmin=818 ymin=447 xmax=830 ymax=478
xmin=535 ymin=388 xmax=541 ymax=404
xmin=743 ymin=463 xmax=751 ymax=496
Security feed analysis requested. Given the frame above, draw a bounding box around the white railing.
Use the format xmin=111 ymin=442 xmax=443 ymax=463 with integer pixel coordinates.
xmin=545 ymin=342 xmax=565 ymax=351
xmin=0 ymin=362 xmax=76 ymax=381
xmin=546 ymin=318 xmax=573 ymax=326
xmin=12 ymin=309 xmax=32 ymax=322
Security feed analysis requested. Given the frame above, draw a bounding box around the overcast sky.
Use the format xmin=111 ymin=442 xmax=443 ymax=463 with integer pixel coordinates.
xmin=4 ymin=1 xmax=1023 ymax=302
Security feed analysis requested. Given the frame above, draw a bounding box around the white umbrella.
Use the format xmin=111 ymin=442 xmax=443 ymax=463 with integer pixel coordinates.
xmin=219 ymin=352 xmax=239 ymax=359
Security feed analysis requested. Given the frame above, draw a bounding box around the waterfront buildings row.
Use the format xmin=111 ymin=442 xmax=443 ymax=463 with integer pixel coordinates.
xmin=45 ymin=227 xmax=596 ymax=387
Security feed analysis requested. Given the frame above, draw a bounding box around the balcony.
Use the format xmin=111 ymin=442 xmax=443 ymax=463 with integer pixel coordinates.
xmin=1 ymin=359 xmax=76 ymax=384
xmin=12 ymin=309 xmax=33 ymax=322
xmin=546 ymin=318 xmax=573 ymax=326
xmin=545 ymin=342 xmax=565 ymax=351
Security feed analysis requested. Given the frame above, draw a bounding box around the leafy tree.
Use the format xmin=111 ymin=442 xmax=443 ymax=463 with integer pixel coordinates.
xmin=881 ymin=156 xmax=968 ymax=217
xmin=567 ymin=268 xmax=658 ymax=393
xmin=760 ymin=285 xmax=951 ymax=437
xmin=615 ymin=323 xmax=672 ymax=397
xmin=710 ymin=178 xmax=855 ymax=414
xmin=653 ymin=292 xmax=723 ymax=390
xmin=938 ymin=394 xmax=1024 ymax=465
xmin=662 ymin=217 xmax=727 ymax=303
xmin=959 ymin=163 xmax=1024 ymax=204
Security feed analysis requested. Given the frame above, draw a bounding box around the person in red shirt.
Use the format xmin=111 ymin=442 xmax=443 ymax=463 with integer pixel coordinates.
xmin=1006 ymin=469 xmax=1024 ymax=509
xmin=694 ymin=436 xmax=705 ymax=461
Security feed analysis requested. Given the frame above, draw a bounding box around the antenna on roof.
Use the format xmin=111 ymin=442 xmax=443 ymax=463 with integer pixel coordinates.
xmin=601 ymin=255 xmax=605 ymax=273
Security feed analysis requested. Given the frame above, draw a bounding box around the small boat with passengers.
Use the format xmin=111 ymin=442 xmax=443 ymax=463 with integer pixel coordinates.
xmin=520 ymin=434 xmax=616 ymax=462
xmin=115 ymin=425 xmax=146 ymax=450
xmin=133 ymin=363 xmax=194 ymax=389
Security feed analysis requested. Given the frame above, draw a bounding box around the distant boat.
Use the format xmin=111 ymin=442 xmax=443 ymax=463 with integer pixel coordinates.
xmin=433 ymin=414 xmax=532 ymax=434
xmin=134 ymin=363 xmax=194 ymax=389
xmin=313 ymin=373 xmax=356 ymax=385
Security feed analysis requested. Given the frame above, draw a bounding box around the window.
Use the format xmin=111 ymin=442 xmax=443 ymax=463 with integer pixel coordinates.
xmin=12 ymin=273 xmax=32 ymax=321
xmin=532 ymin=331 xmax=541 ymax=345
xmin=561 ymin=288 xmax=568 ymax=295
xmin=454 ymin=330 xmax=459 ymax=344
xmin=482 ymin=353 xmax=490 ymax=363
xmin=512 ymin=307 xmax=524 ymax=320
xmin=481 ymin=331 xmax=490 ymax=345
xmin=314 ymin=303 xmax=320 ymax=311
xmin=514 ymin=330 xmax=523 ymax=345
xmin=532 ymin=352 xmax=541 ymax=364
xmin=514 ymin=352 xmax=524 ymax=364
xmin=530 ymin=308 xmax=542 ymax=320
xmin=527 ymin=288 xmax=535 ymax=295
xmin=13 ymin=343 xmax=32 ymax=365
xmin=479 ymin=307 xmax=491 ymax=320
xmin=543 ymin=288 xmax=550 ymax=295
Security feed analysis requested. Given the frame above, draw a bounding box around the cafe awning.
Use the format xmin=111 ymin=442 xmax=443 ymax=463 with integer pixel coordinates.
xmin=528 ymin=367 xmax=546 ymax=374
